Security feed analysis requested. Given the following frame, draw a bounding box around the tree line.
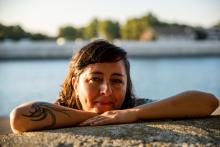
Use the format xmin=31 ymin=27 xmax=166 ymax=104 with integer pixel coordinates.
xmin=0 ymin=24 xmax=52 ymax=41
xmin=1 ymin=13 xmax=219 ymax=41
xmin=57 ymin=13 xmax=169 ymax=41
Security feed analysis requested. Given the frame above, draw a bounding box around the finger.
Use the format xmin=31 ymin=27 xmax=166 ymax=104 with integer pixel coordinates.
xmin=82 ymin=117 xmax=110 ymax=126
xmin=80 ymin=116 xmax=107 ymax=126
xmin=90 ymin=118 xmax=113 ymax=126
xmin=80 ymin=117 xmax=99 ymax=125
xmin=82 ymin=116 xmax=105 ymax=124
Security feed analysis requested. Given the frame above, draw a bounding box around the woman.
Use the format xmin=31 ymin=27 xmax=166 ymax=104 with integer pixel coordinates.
xmin=10 ymin=40 xmax=219 ymax=133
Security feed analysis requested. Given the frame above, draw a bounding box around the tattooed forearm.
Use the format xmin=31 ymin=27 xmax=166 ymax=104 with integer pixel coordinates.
xmin=22 ymin=102 xmax=71 ymax=129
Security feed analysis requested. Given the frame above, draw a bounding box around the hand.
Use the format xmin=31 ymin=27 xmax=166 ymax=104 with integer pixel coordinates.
xmin=79 ymin=109 xmax=139 ymax=126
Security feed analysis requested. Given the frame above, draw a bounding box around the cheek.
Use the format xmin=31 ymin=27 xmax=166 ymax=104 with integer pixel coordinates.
xmin=114 ymin=87 xmax=126 ymax=97
xmin=113 ymin=86 xmax=126 ymax=106
xmin=78 ymin=81 xmax=99 ymax=106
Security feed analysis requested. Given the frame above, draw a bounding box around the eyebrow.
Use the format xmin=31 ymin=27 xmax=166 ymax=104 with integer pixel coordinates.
xmin=90 ymin=71 xmax=125 ymax=77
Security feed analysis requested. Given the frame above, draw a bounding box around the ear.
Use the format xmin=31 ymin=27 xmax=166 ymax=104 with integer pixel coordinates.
xmin=72 ymin=77 xmax=78 ymax=91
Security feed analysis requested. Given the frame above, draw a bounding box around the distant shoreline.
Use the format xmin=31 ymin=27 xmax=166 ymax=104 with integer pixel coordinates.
xmin=0 ymin=54 xmax=220 ymax=61
xmin=1 ymin=40 xmax=220 ymax=59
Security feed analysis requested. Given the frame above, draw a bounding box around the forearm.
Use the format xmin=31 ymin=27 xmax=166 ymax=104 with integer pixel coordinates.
xmin=10 ymin=101 xmax=97 ymax=133
xmin=135 ymin=91 xmax=219 ymax=120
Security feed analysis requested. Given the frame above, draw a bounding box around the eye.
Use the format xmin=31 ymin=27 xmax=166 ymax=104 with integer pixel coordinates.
xmin=89 ymin=77 xmax=103 ymax=83
xmin=111 ymin=79 xmax=123 ymax=84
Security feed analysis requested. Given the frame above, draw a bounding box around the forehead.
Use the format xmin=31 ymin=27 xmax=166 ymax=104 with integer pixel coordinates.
xmin=82 ymin=60 xmax=126 ymax=75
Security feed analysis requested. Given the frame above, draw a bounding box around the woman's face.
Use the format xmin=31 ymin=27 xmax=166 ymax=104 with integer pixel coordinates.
xmin=73 ymin=60 xmax=127 ymax=114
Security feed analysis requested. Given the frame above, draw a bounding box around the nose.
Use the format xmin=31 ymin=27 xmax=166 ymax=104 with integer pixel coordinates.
xmin=100 ymin=81 xmax=112 ymax=96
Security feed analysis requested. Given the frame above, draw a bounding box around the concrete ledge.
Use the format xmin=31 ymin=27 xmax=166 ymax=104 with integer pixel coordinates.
xmin=1 ymin=116 xmax=220 ymax=146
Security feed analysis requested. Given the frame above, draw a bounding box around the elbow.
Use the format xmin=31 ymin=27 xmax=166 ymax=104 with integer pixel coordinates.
xmin=185 ymin=90 xmax=219 ymax=115
xmin=196 ymin=91 xmax=219 ymax=115
xmin=206 ymin=93 xmax=219 ymax=114
xmin=10 ymin=107 xmax=28 ymax=133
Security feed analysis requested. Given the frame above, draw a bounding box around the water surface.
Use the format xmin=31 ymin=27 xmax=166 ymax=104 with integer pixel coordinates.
xmin=0 ymin=57 xmax=220 ymax=116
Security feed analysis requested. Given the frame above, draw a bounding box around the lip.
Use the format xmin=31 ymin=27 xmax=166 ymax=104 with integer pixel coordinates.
xmin=95 ymin=102 xmax=114 ymax=106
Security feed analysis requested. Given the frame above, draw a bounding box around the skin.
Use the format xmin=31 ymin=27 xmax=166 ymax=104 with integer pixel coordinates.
xmin=73 ymin=61 xmax=127 ymax=114
xmin=80 ymin=91 xmax=219 ymax=126
xmin=72 ymin=60 xmax=220 ymax=126
xmin=10 ymin=60 xmax=220 ymax=133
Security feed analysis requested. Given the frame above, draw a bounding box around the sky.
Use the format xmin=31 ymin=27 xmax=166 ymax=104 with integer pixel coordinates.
xmin=0 ymin=0 xmax=220 ymax=36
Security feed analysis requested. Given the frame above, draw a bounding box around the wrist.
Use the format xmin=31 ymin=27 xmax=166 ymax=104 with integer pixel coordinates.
xmin=128 ymin=108 xmax=141 ymax=120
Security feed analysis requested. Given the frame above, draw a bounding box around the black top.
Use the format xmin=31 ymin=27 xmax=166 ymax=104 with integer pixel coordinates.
xmin=134 ymin=98 xmax=154 ymax=107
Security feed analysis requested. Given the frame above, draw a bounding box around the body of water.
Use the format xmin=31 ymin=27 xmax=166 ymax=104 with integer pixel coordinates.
xmin=0 ymin=57 xmax=220 ymax=116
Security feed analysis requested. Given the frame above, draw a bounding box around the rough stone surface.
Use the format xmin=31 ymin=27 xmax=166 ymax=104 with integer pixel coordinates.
xmin=1 ymin=116 xmax=220 ymax=147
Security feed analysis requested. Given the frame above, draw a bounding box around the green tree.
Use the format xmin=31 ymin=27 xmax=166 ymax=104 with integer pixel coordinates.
xmin=58 ymin=26 xmax=78 ymax=40
xmin=29 ymin=33 xmax=50 ymax=40
xmin=0 ymin=24 xmax=27 ymax=40
xmin=142 ymin=13 xmax=160 ymax=26
xmin=99 ymin=20 xmax=120 ymax=41
xmin=76 ymin=27 xmax=86 ymax=39
xmin=0 ymin=23 xmax=51 ymax=41
xmin=121 ymin=18 xmax=149 ymax=40
xmin=0 ymin=23 xmax=6 ymax=40
xmin=214 ymin=21 xmax=220 ymax=28
xmin=84 ymin=18 xmax=99 ymax=39
xmin=121 ymin=13 xmax=169 ymax=40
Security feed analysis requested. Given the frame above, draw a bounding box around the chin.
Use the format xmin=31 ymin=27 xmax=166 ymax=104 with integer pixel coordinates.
xmin=94 ymin=107 xmax=114 ymax=114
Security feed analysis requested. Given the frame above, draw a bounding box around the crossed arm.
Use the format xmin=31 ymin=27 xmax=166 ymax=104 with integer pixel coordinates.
xmin=10 ymin=91 xmax=219 ymax=133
